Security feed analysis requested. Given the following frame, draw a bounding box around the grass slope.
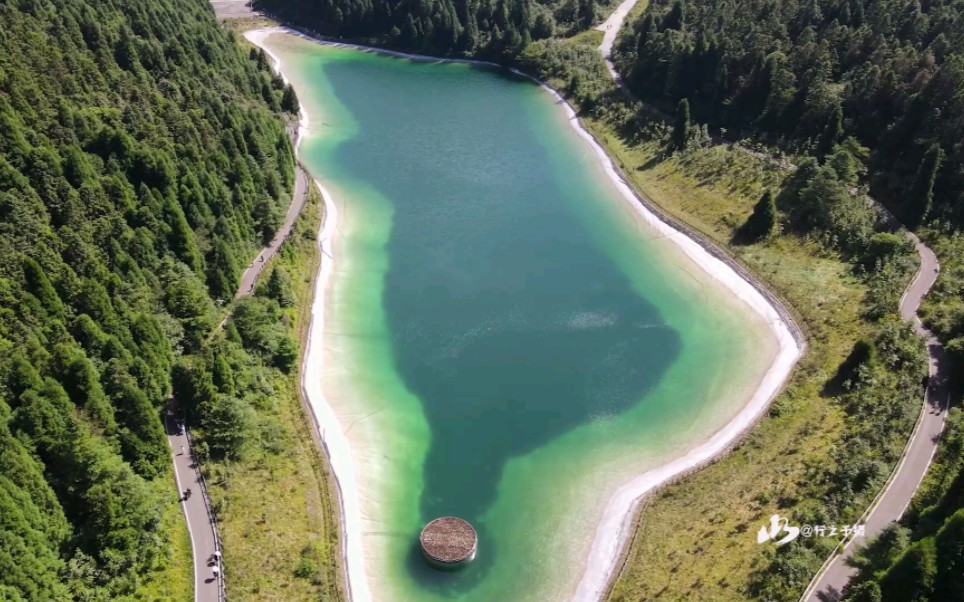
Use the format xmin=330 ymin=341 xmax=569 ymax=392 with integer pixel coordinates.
xmin=137 ymin=490 xmax=194 ymax=601
xmin=203 ymin=184 xmax=343 ymax=601
xmin=590 ymin=130 xmax=867 ymax=601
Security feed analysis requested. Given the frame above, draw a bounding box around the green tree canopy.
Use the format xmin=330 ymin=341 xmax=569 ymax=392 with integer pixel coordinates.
xmin=739 ymin=189 xmax=777 ymax=242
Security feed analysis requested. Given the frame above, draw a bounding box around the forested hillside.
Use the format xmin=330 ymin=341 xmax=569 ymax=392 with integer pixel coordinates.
xmin=841 ymin=409 xmax=964 ymax=602
xmin=0 ymin=0 xmax=301 ymax=599
xmin=252 ymin=0 xmax=613 ymax=58
xmin=604 ymin=5 xmax=964 ymax=597
xmin=612 ymin=0 xmax=964 ymax=226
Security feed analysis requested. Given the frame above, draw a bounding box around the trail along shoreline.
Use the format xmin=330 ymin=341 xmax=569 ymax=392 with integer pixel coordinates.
xmin=244 ymin=26 xmax=803 ymax=602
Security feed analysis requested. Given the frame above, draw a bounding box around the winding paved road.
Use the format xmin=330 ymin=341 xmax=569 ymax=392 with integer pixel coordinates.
xmin=234 ymin=160 xmax=309 ymax=299
xmin=176 ymin=7 xmax=312 ymax=595
xmin=596 ymin=0 xmax=641 ymax=87
xmin=805 ymin=230 xmax=949 ymax=602
xmin=166 ymin=411 xmax=225 ymax=602
xmin=594 ymin=4 xmax=950 ymax=601
xmin=171 ymin=157 xmax=307 ymax=601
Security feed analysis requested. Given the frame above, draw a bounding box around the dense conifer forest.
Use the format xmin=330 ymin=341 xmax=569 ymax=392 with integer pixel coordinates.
xmin=612 ymin=0 xmax=964 ymax=227
xmin=252 ymin=0 xmax=613 ymax=58
xmin=0 ymin=0 xmax=302 ymax=599
xmin=606 ymin=2 xmax=964 ymax=599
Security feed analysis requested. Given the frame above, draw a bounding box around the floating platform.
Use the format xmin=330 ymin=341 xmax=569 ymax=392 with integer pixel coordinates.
xmin=419 ymin=517 xmax=477 ymax=570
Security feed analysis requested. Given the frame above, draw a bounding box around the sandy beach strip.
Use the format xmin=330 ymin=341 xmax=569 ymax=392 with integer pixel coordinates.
xmin=244 ymin=26 xmax=803 ymax=602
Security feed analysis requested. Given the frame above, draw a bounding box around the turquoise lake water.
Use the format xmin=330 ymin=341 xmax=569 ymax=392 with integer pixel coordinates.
xmin=265 ymin=33 xmax=776 ymax=602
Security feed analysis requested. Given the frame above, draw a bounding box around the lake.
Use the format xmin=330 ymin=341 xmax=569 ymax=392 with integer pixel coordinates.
xmin=257 ymin=31 xmax=783 ymax=602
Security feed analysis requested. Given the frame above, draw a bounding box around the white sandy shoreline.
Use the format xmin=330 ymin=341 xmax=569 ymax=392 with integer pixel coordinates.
xmin=244 ymin=26 xmax=803 ymax=602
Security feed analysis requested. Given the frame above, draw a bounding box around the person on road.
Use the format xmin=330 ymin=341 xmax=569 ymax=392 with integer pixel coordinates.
xmin=180 ymin=445 xmax=185 ymax=456
xmin=184 ymin=488 xmax=192 ymax=500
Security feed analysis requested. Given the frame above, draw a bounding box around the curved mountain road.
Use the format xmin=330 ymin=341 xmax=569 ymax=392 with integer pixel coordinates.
xmin=235 ymin=159 xmax=309 ymax=299
xmin=804 ymin=231 xmax=949 ymax=602
xmin=169 ymin=156 xmax=307 ymax=602
xmin=596 ymin=0 xmax=638 ymax=81
xmin=595 ymin=4 xmax=950 ymax=601
xmin=179 ymin=7 xmax=311 ymax=590
xmin=166 ymin=411 xmax=225 ymax=602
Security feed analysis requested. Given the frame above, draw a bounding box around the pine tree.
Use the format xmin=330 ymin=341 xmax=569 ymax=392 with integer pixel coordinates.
xmin=740 ymin=190 xmax=777 ymax=241
xmin=846 ymin=581 xmax=882 ymax=602
xmin=911 ymin=142 xmax=943 ymax=226
xmin=266 ymin=267 xmax=294 ymax=307
xmin=256 ymin=48 xmax=269 ymax=71
xmin=673 ymin=98 xmax=691 ymax=150
xmin=461 ymin=15 xmax=479 ymax=51
xmin=760 ymin=53 xmax=795 ymax=129
xmin=835 ymin=338 xmax=877 ymax=385
xmin=879 ymin=537 xmax=938 ymax=601
xmin=933 ymin=509 xmax=964 ymax=600
xmin=21 ymin=257 xmax=64 ymax=318
xmin=664 ymin=0 xmax=686 ymax=30
xmin=577 ymin=0 xmax=595 ymax=28
xmin=281 ymin=84 xmax=300 ymax=114
xmin=164 ymin=196 xmax=204 ymax=274
xmin=817 ymin=105 xmax=843 ymax=160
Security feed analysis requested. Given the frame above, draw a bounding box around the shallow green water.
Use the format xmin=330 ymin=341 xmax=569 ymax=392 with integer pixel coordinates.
xmin=272 ymin=35 xmax=774 ymax=601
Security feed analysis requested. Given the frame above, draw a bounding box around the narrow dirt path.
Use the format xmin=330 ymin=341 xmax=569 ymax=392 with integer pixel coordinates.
xmin=594 ymin=5 xmax=950 ymax=602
